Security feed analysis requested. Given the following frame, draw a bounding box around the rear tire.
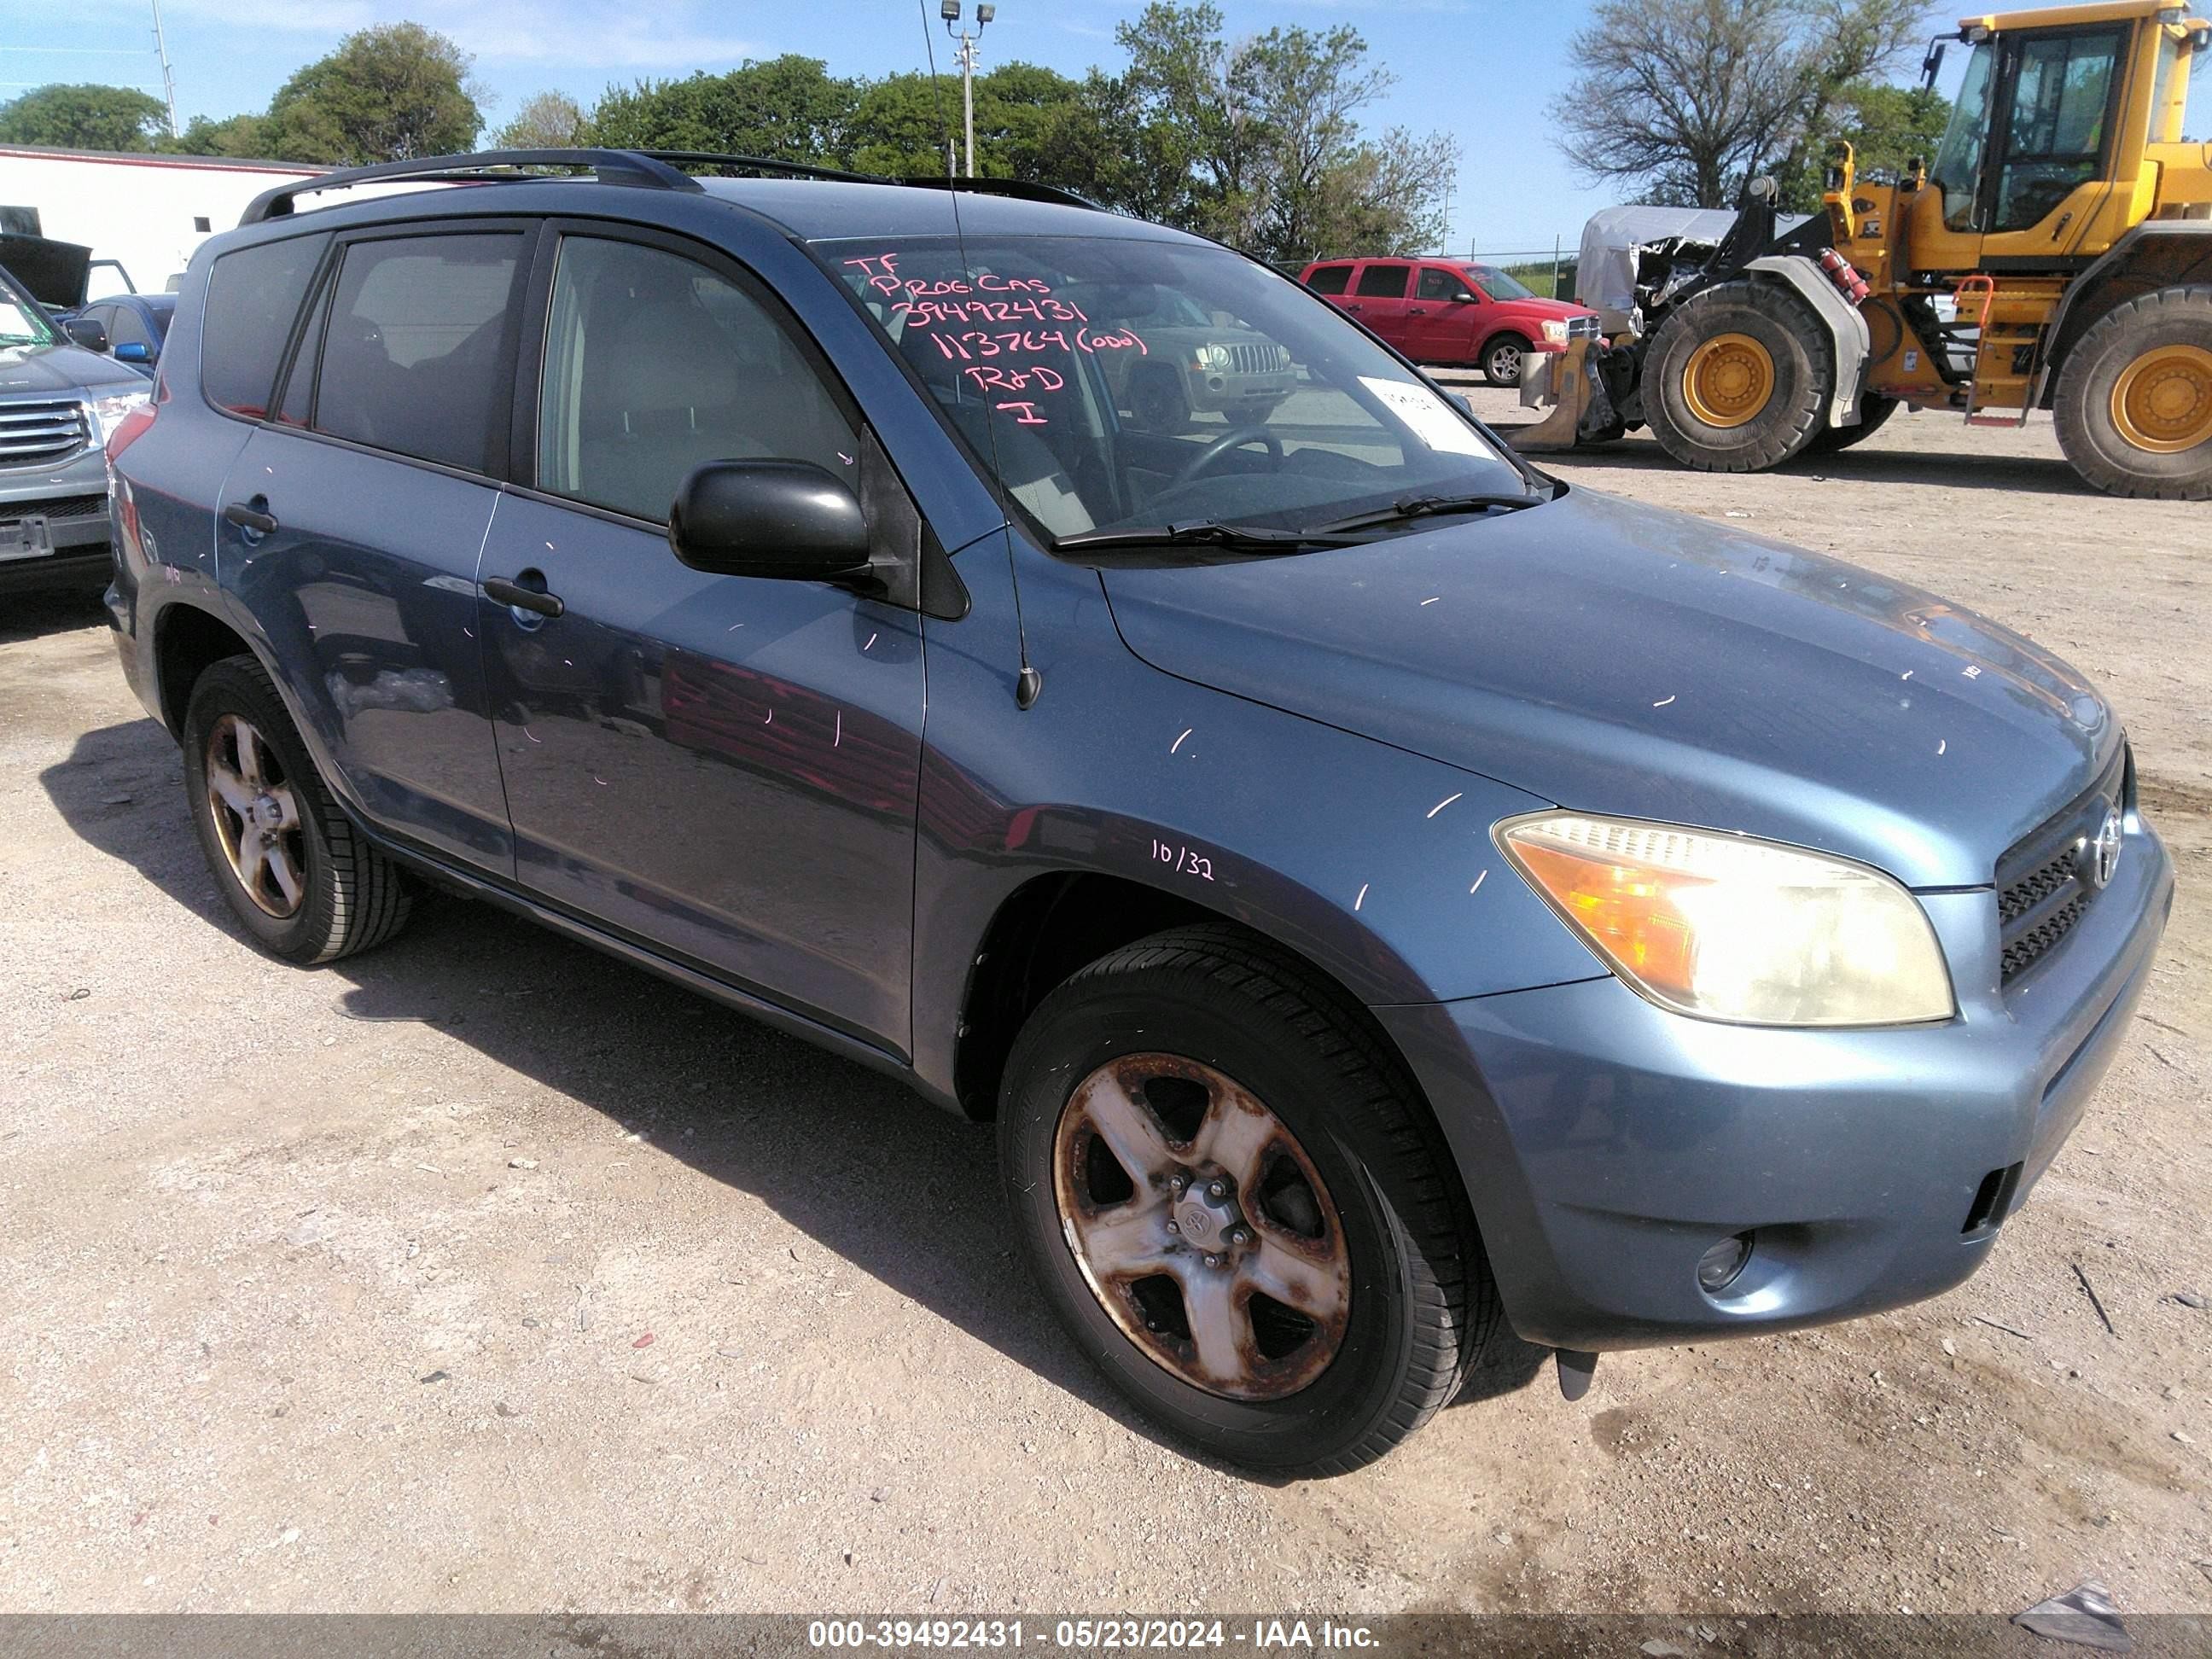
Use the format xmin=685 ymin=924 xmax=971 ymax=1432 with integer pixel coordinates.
xmin=998 ymin=924 xmax=1494 ymax=1475
xmin=1804 ymin=392 xmax=1900 ymax=455
xmin=2053 ymin=284 xmax=2212 ymax=500
xmin=1482 ymin=333 xmax=1531 ymax=387
xmin=182 ymin=655 xmax=411 ymax=964
xmin=1644 ymin=278 xmax=1833 ymax=472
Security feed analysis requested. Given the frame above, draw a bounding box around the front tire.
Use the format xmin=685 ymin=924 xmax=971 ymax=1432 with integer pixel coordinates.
xmin=1482 ymin=333 xmax=1531 ymax=387
xmin=2053 ymin=284 xmax=2212 ymax=500
xmin=1644 ymin=279 xmax=1834 ymax=471
xmin=182 ymin=655 xmax=411 ymax=964
xmin=998 ymin=926 xmax=1493 ymax=1475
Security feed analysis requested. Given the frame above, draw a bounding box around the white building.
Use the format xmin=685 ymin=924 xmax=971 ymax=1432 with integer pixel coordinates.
xmin=0 ymin=145 xmax=324 ymax=298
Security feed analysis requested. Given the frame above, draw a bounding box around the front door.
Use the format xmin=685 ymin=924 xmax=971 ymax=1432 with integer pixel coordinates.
xmin=1405 ymin=265 xmax=1480 ymax=363
xmin=474 ymin=227 xmax=926 ymax=1053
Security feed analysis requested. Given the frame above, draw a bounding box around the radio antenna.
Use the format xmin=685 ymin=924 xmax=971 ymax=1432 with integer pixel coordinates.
xmin=917 ymin=0 xmax=1040 ymax=708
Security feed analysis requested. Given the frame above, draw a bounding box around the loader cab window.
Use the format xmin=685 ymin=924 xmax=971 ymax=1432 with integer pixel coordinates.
xmin=1991 ymin=28 xmax=2122 ymax=231
xmin=1934 ymin=41 xmax=1997 ymax=231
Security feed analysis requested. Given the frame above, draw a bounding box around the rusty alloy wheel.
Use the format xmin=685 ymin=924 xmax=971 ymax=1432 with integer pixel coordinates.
xmin=1052 ymin=1052 xmax=1352 ymax=1401
xmin=202 ymin=712 xmax=307 ymax=917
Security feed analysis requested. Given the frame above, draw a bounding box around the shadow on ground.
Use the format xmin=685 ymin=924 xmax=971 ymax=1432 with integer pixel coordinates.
xmin=1 ymin=587 xmax=109 ymax=645
xmin=41 ymin=716 xmax=1550 ymax=1478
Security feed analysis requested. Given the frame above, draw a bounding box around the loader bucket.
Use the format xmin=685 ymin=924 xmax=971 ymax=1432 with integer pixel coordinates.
xmin=1510 ymin=339 xmax=1597 ymax=452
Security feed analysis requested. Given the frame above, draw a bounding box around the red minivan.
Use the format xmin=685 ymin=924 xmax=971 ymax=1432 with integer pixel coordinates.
xmin=1297 ymin=256 xmax=1597 ymax=387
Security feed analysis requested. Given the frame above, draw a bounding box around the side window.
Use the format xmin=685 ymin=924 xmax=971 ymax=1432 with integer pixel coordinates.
xmin=1993 ymin=29 xmax=2121 ymax=231
xmin=1416 ymin=269 xmax=1458 ymax=301
xmin=311 ymin=232 xmax=521 ymax=474
xmin=1354 ymin=264 xmax=1410 ymax=299
xmin=536 ymin=236 xmax=859 ymax=524
xmin=110 ymin=306 xmax=154 ymax=352
xmin=1304 ymin=264 xmax=1353 ymax=295
xmin=201 ymin=233 xmax=329 ymax=417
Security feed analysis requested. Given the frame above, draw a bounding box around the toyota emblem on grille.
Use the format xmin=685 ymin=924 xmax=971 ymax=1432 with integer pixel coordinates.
xmin=2080 ymin=807 xmax=2122 ymax=891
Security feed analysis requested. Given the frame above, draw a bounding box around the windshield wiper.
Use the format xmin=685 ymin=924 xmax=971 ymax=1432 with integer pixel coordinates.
xmin=1313 ymin=492 xmax=1545 ymax=535
xmin=1055 ymin=519 xmax=1356 ymax=554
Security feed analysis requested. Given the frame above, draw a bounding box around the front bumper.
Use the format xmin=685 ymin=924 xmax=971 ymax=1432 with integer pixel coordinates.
xmin=1 ymin=446 xmax=114 ymax=596
xmin=1186 ymin=368 xmax=1296 ymax=415
xmin=1378 ymin=814 xmax=2174 ymax=1353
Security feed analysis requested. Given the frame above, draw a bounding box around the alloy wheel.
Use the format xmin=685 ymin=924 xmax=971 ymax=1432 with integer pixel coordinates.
xmin=203 ymin=713 xmax=306 ymax=917
xmin=1051 ymin=1052 xmax=1352 ymax=1401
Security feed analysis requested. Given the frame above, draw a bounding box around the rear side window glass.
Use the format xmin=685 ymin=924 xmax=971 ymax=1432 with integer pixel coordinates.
xmin=536 ymin=235 xmax=858 ymax=523
xmin=1354 ymin=264 xmax=1409 ymax=298
xmin=201 ymin=232 xmax=329 ymax=418
xmin=312 ymin=232 xmax=522 ymax=474
xmin=1304 ymin=264 xmax=1352 ymax=295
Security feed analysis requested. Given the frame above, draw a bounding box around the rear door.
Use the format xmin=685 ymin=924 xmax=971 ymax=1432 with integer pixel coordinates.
xmin=471 ymin=222 xmax=927 ymax=1052
xmin=222 ymin=222 xmax=527 ymax=875
xmin=1343 ymin=261 xmax=1413 ymax=346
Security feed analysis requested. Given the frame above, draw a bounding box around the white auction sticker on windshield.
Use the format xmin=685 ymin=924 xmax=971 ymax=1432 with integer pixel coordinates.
xmin=1358 ymin=375 xmax=1489 ymax=456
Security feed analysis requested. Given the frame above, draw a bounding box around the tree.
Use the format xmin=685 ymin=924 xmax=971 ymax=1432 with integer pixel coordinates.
xmin=1096 ymin=4 xmax=1456 ymax=262
xmin=1551 ymin=0 xmax=1930 ymax=207
xmin=1778 ymin=79 xmax=1949 ymax=207
xmin=260 ymin=22 xmax=482 ymax=165
xmin=161 ymin=114 xmax=272 ymax=159
xmin=591 ymin=56 xmax=855 ymax=160
xmin=844 ymin=63 xmax=1084 ymax=177
xmin=495 ymin=91 xmax=591 ymax=150
xmin=0 ymin=84 xmax=169 ymax=152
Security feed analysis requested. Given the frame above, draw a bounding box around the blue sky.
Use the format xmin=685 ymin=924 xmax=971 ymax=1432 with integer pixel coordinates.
xmin=4 ymin=0 xmax=1965 ymax=259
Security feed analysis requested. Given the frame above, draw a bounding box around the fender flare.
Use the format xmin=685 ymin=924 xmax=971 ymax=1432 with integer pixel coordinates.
xmin=1744 ymin=255 xmax=1871 ymax=428
xmin=2029 ymin=221 xmax=2212 ymax=406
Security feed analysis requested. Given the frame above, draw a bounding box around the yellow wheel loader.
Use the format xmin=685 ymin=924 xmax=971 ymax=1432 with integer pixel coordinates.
xmin=1522 ymin=0 xmax=2212 ymax=498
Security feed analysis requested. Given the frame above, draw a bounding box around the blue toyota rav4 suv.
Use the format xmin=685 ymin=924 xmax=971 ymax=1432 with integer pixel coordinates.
xmin=104 ymin=150 xmax=2173 ymax=1474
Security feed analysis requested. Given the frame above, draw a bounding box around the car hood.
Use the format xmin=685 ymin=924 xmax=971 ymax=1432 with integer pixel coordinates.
xmin=1098 ymin=486 xmax=2115 ymax=888
xmin=0 ymin=339 xmax=145 ymax=397
xmin=1495 ymin=296 xmax=1595 ymax=320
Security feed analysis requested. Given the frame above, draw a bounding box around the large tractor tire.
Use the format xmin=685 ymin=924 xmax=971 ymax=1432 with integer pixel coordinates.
xmin=1644 ymin=279 xmax=1835 ymax=472
xmin=1804 ymin=392 xmax=1899 ymax=456
xmin=2053 ymin=284 xmax=2212 ymax=501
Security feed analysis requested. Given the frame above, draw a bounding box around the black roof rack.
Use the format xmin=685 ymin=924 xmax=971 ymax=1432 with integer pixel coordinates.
xmin=239 ymin=148 xmax=703 ymax=224
xmin=237 ymin=146 xmax=1106 ymax=228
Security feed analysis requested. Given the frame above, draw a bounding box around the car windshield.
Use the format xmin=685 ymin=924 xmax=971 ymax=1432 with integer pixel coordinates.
xmin=820 ymin=233 xmax=1532 ymax=544
xmin=0 ymin=271 xmax=58 ymax=348
xmin=1465 ymin=264 xmax=1537 ymax=301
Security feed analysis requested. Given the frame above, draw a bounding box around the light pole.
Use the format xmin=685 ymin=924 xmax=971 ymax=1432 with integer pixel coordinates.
xmin=940 ymin=1 xmax=994 ymax=178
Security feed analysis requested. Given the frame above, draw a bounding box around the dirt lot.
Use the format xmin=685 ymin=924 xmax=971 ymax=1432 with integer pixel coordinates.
xmin=2 ymin=398 xmax=2208 ymax=1620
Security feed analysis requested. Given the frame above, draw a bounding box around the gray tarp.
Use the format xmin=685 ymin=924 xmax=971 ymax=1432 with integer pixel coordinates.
xmin=1575 ymin=205 xmax=1811 ymax=335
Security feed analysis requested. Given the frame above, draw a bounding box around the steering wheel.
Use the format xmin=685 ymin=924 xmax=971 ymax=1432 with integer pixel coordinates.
xmin=1170 ymin=423 xmax=1284 ymax=490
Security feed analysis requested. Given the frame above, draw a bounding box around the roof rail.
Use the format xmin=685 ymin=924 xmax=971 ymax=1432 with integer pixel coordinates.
xmin=632 ymin=149 xmax=896 ymax=185
xmin=238 ymin=148 xmax=703 ymax=225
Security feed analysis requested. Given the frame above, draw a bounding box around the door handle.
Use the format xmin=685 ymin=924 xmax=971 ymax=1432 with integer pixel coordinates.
xmin=484 ymin=573 xmax=564 ymax=619
xmin=1345 ymin=303 xmax=1364 ymax=312
xmin=1409 ymin=306 xmax=1428 ymax=314
xmin=222 ymin=498 xmax=277 ymax=534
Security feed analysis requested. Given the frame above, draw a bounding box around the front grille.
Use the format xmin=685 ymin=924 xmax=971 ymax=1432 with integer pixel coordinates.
xmin=3 ymin=492 xmax=106 ymax=522
xmin=1994 ymin=749 xmax=2125 ymax=987
xmin=1220 ymin=342 xmax=1289 ymax=375
xmin=0 ymin=399 xmax=89 ymax=466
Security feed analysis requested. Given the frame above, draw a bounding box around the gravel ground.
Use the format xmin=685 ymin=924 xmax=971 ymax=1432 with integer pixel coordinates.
xmin=1 ymin=396 xmax=2207 ymax=1619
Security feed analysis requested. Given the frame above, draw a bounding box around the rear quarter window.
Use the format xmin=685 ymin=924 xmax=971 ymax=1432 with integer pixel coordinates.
xmin=201 ymin=233 xmax=330 ymax=418
xmin=1354 ymin=264 xmax=1409 ymax=298
xmin=1304 ymin=264 xmax=1353 ymax=295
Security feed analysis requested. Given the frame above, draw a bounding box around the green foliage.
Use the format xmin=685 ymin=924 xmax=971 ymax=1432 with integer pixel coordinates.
xmin=160 ymin=114 xmax=273 ymax=159
xmin=0 ymin=84 xmax=169 ymax=152
xmin=1778 ymin=81 xmax=1951 ymax=209
xmin=259 ymin=22 xmax=482 ymax=165
xmin=591 ymin=56 xmax=854 ymax=159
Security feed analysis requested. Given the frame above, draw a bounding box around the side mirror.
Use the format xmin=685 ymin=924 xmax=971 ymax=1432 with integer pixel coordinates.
xmin=1446 ymin=392 xmax=1473 ymax=416
xmin=668 ymin=460 xmax=872 ymax=581
xmin=1453 ymin=288 xmax=1481 ymax=304
xmin=114 ymin=341 xmax=153 ymax=364
xmin=63 ymin=317 xmax=108 ymax=352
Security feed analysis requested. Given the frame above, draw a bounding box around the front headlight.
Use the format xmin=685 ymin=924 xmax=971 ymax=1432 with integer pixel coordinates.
xmin=1540 ymin=318 xmax=1569 ymax=345
xmin=85 ymin=388 xmax=152 ymax=446
xmin=1196 ymin=343 xmax=1231 ymax=371
xmin=1495 ymin=812 xmax=1954 ymax=1027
